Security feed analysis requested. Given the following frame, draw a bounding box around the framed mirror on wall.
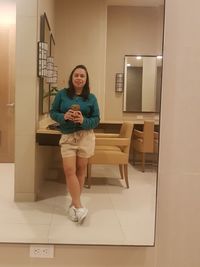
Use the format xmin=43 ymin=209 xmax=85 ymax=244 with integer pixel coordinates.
xmin=123 ymin=55 xmax=162 ymax=113
xmin=3 ymin=0 xmax=165 ymax=246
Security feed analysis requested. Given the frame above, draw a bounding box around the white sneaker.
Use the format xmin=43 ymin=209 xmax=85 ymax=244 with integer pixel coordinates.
xmin=68 ymin=205 xmax=78 ymax=222
xmin=75 ymin=207 xmax=88 ymax=224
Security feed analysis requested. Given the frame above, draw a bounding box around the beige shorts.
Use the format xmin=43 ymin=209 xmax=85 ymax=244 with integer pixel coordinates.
xmin=59 ymin=130 xmax=95 ymax=158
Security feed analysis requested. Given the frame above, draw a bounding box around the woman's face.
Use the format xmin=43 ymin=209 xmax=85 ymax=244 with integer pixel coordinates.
xmin=72 ymin=68 xmax=87 ymax=91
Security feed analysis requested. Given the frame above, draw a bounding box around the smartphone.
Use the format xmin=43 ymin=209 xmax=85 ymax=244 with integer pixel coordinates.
xmin=70 ymin=104 xmax=80 ymax=111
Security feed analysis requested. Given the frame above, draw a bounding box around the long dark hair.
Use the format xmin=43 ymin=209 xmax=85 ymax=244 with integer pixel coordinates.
xmin=67 ymin=64 xmax=90 ymax=100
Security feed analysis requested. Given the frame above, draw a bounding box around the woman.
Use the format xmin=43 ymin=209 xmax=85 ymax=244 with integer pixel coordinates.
xmin=50 ymin=65 xmax=100 ymax=223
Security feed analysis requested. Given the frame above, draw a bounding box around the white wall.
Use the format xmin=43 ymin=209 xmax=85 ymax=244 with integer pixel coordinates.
xmin=156 ymin=0 xmax=200 ymax=265
xmin=14 ymin=0 xmax=38 ymax=201
xmin=38 ymin=0 xmax=55 ymax=36
xmin=55 ymin=0 xmax=107 ymax=119
xmin=105 ymin=6 xmax=163 ymax=120
xmin=35 ymin=0 xmax=56 ymax=194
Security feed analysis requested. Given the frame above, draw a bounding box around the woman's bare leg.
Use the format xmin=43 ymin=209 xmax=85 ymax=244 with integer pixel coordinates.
xmin=76 ymin=157 xmax=88 ymax=192
xmin=62 ymin=156 xmax=82 ymax=208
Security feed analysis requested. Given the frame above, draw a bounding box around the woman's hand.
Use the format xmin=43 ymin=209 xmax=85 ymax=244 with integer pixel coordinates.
xmin=73 ymin=111 xmax=84 ymax=124
xmin=64 ymin=109 xmax=75 ymax=121
xmin=64 ymin=110 xmax=84 ymax=124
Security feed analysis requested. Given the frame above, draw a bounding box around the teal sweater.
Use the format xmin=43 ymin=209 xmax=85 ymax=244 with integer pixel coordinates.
xmin=50 ymin=88 xmax=100 ymax=134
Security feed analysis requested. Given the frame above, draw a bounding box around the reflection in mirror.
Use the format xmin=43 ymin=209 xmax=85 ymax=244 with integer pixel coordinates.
xmin=123 ymin=55 xmax=162 ymax=113
xmin=1 ymin=0 xmax=165 ymax=246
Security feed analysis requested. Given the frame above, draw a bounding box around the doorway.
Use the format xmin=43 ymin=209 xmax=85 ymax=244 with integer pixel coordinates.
xmin=0 ymin=2 xmax=16 ymax=163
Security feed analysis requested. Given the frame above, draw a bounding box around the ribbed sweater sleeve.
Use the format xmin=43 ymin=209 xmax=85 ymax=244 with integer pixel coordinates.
xmin=49 ymin=91 xmax=66 ymax=124
xmin=81 ymin=94 xmax=100 ymax=129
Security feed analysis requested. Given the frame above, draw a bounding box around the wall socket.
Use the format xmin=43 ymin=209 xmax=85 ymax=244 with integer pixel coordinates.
xmin=30 ymin=245 xmax=54 ymax=258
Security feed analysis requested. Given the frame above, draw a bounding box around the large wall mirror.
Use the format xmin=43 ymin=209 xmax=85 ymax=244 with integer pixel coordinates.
xmin=123 ymin=55 xmax=162 ymax=112
xmin=2 ymin=0 xmax=164 ymax=247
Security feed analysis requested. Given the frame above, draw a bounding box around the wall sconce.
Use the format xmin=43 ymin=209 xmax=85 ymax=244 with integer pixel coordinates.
xmin=115 ymin=73 xmax=124 ymax=92
xmin=37 ymin=41 xmax=48 ymax=77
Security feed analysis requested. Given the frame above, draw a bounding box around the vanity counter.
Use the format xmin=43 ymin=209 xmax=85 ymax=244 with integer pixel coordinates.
xmin=36 ymin=120 xmax=159 ymax=145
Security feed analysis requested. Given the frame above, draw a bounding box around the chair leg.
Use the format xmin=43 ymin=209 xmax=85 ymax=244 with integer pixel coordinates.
xmin=119 ymin=164 xmax=124 ymax=179
xmin=141 ymin=153 xmax=145 ymax=172
xmin=124 ymin=164 xmax=129 ymax=188
xmin=87 ymin=164 xmax=92 ymax=188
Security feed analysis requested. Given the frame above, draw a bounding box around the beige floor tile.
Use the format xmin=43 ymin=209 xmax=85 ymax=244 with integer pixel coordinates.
xmin=49 ymin=220 xmax=125 ymax=245
xmin=0 ymin=223 xmax=49 ymax=243
xmin=0 ymin=201 xmax=54 ymax=224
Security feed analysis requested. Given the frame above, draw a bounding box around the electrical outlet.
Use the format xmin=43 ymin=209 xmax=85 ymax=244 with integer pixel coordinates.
xmin=30 ymin=245 xmax=54 ymax=258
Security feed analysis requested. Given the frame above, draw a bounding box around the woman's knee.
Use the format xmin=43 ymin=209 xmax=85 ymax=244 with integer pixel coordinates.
xmin=77 ymin=162 xmax=87 ymax=175
xmin=63 ymin=166 xmax=76 ymax=178
xmin=62 ymin=157 xmax=76 ymax=177
xmin=77 ymin=157 xmax=88 ymax=169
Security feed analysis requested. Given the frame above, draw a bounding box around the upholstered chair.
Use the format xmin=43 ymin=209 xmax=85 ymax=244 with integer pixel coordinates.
xmin=132 ymin=120 xmax=154 ymax=172
xmin=154 ymin=131 xmax=159 ymax=154
xmin=87 ymin=122 xmax=133 ymax=188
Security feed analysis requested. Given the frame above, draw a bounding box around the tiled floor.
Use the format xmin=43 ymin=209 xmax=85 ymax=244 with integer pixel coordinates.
xmin=0 ymin=163 xmax=157 ymax=245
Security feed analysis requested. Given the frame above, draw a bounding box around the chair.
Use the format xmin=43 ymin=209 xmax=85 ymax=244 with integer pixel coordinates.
xmin=153 ymin=131 xmax=159 ymax=164
xmin=132 ymin=120 xmax=154 ymax=172
xmin=87 ymin=122 xmax=133 ymax=188
xmin=154 ymin=131 xmax=159 ymax=154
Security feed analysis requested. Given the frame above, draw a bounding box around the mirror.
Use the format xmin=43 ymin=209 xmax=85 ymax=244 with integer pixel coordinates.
xmin=2 ymin=0 xmax=164 ymax=246
xmin=123 ymin=55 xmax=162 ymax=112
